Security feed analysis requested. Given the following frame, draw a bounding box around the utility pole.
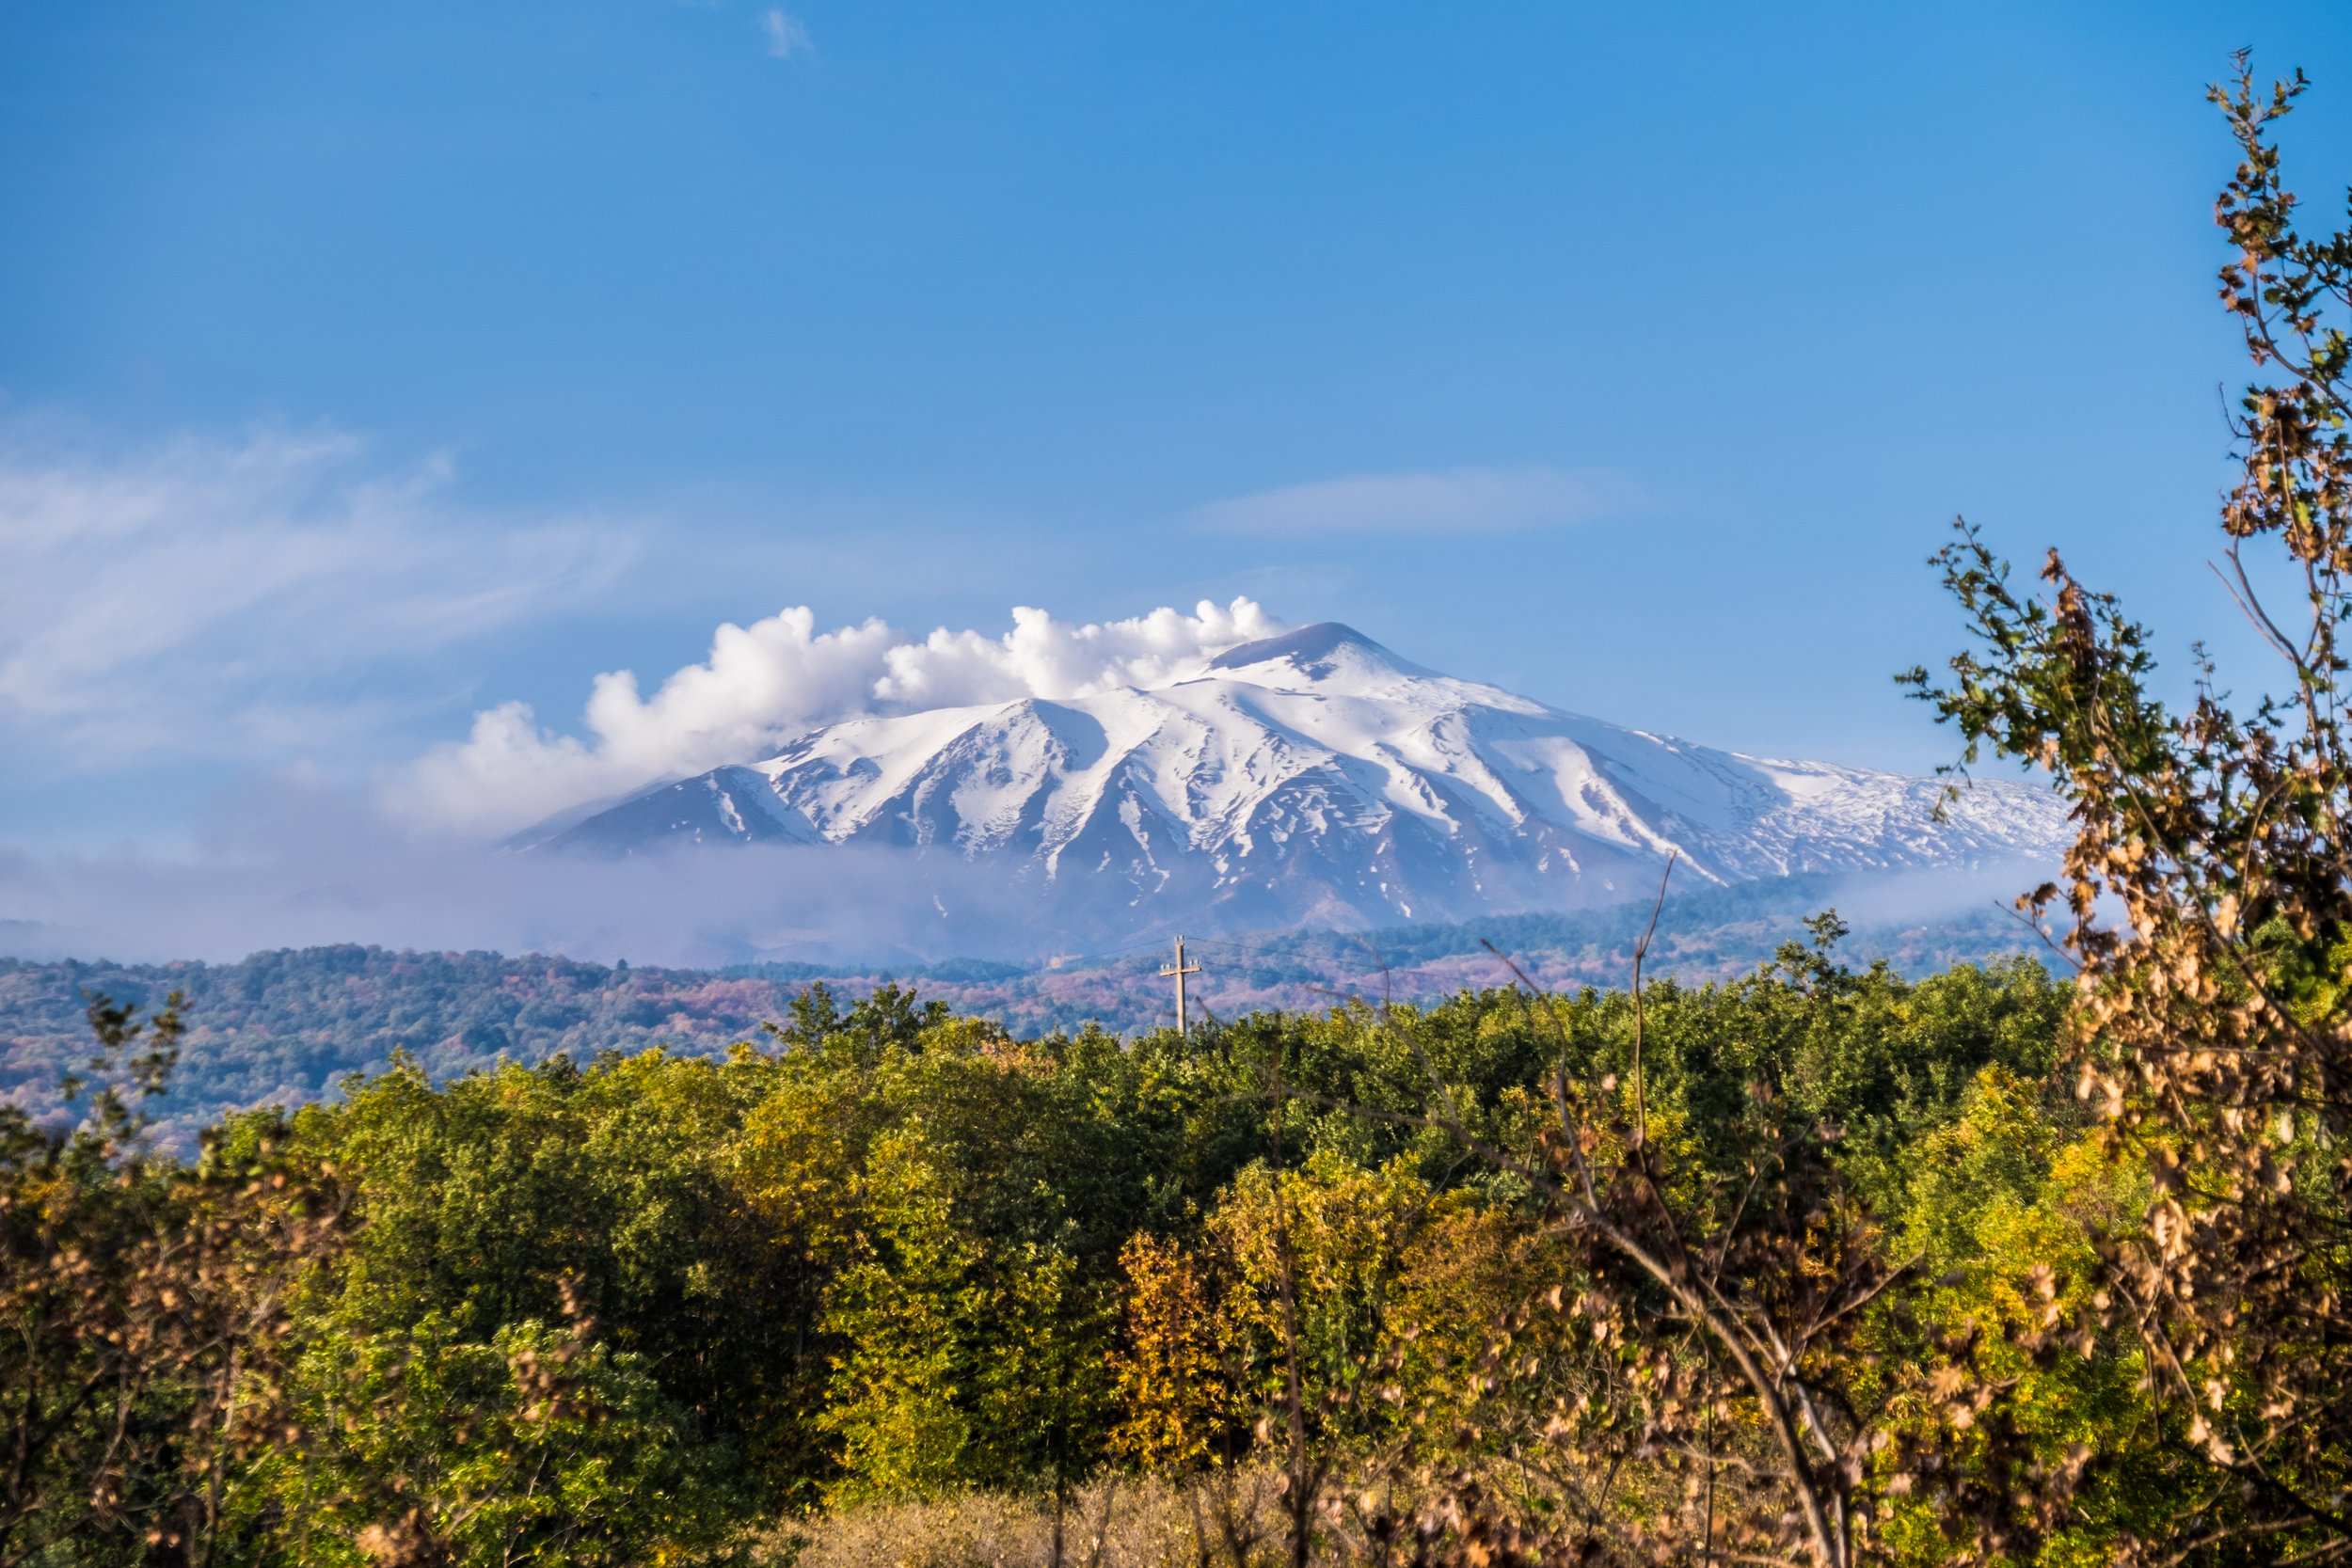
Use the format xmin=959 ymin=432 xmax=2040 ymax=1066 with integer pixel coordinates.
xmin=1160 ymin=935 xmax=1202 ymax=1036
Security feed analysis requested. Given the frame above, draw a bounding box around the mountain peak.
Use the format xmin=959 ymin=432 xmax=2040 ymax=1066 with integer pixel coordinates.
xmin=531 ymin=619 xmax=2070 ymax=954
xmin=1205 ymin=622 xmax=1429 ymax=681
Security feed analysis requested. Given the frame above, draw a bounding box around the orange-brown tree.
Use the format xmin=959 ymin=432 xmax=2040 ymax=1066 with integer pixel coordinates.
xmin=1901 ymin=54 xmax=2352 ymax=1566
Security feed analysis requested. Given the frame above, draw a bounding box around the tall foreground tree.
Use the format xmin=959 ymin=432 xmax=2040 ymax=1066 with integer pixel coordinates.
xmin=1903 ymin=55 xmax=2352 ymax=1563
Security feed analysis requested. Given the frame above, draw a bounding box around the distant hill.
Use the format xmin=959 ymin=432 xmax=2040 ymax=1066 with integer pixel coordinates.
xmin=0 ymin=872 xmax=2054 ymax=1146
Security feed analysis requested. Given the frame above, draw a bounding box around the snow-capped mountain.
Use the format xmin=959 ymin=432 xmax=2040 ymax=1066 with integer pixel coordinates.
xmin=532 ymin=624 xmax=2067 ymax=945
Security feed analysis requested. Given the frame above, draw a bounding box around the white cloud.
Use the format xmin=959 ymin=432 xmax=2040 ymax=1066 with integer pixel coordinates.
xmin=760 ymin=8 xmax=812 ymax=58
xmin=398 ymin=597 xmax=1285 ymax=837
xmin=1189 ymin=466 xmax=1643 ymax=536
xmin=0 ymin=422 xmax=635 ymax=760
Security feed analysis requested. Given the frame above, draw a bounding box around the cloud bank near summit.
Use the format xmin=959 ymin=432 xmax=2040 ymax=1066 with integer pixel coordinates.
xmin=398 ymin=598 xmax=1288 ymax=838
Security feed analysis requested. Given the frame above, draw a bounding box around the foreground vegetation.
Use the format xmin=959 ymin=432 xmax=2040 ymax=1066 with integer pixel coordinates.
xmin=11 ymin=938 xmax=2111 ymax=1566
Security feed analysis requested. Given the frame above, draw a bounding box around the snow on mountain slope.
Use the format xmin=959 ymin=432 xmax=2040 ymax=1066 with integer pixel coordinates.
xmin=536 ymin=624 xmax=2068 ymax=945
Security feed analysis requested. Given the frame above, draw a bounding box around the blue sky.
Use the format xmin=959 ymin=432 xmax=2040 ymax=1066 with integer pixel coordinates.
xmin=3 ymin=0 xmax=2348 ymax=852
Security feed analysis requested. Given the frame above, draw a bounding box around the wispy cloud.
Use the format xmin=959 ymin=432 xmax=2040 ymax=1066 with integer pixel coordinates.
xmin=759 ymin=8 xmax=812 ymax=58
xmin=397 ymin=598 xmax=1286 ymax=838
xmin=0 ymin=422 xmax=635 ymax=763
xmin=1189 ymin=466 xmax=1643 ymax=537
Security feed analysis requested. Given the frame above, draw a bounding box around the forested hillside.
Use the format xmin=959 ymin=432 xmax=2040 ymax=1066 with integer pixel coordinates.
xmin=0 ymin=873 xmax=2039 ymax=1142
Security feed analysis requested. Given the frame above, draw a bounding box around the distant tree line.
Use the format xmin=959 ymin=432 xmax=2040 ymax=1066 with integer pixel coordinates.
xmin=0 ymin=883 xmax=2043 ymax=1149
